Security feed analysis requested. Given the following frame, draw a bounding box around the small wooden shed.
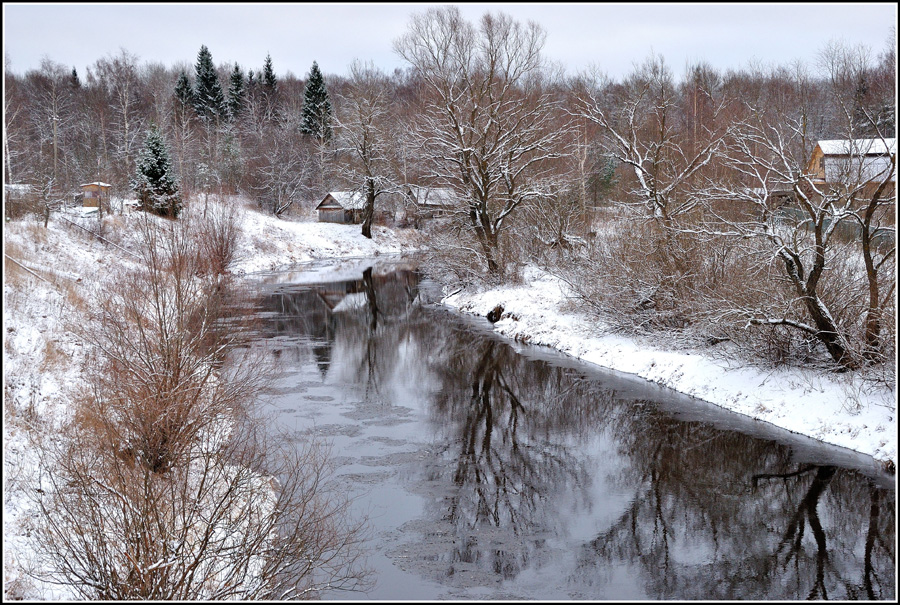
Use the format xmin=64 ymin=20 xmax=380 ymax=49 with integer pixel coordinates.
xmin=316 ymin=191 xmax=365 ymax=224
xmin=406 ymin=185 xmax=455 ymax=219
xmin=80 ymin=182 xmax=111 ymax=208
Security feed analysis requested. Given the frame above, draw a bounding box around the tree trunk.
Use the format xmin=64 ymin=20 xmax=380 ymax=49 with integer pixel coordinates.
xmin=361 ymin=178 xmax=375 ymax=239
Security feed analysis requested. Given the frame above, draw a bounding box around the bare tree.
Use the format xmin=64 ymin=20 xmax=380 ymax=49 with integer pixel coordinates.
xmin=575 ymin=55 xmax=732 ymax=257
xmin=34 ymin=410 xmax=370 ymax=599
xmin=395 ymin=6 xmax=569 ymax=276
xmin=94 ymin=49 xmax=145 ymax=188
xmin=335 ymin=60 xmax=397 ymax=238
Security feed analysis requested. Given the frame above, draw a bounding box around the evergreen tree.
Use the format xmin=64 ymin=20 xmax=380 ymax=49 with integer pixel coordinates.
xmin=262 ymin=53 xmax=277 ymax=92
xmin=300 ymin=61 xmax=333 ymax=141
xmin=227 ymin=63 xmax=246 ymax=119
xmin=174 ymin=71 xmax=195 ymax=110
xmin=70 ymin=67 xmax=80 ymax=89
xmin=131 ymin=125 xmax=182 ymax=217
xmin=193 ymin=45 xmax=226 ymax=121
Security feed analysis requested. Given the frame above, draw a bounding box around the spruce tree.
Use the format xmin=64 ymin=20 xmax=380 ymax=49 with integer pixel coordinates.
xmin=70 ymin=67 xmax=80 ymax=89
xmin=131 ymin=125 xmax=182 ymax=217
xmin=300 ymin=61 xmax=333 ymax=141
xmin=174 ymin=71 xmax=195 ymax=110
xmin=227 ymin=63 xmax=246 ymax=119
xmin=193 ymin=45 xmax=226 ymax=121
xmin=262 ymin=53 xmax=277 ymax=93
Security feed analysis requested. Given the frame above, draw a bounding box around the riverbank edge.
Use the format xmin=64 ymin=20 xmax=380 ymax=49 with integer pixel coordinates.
xmin=439 ymin=269 xmax=897 ymax=473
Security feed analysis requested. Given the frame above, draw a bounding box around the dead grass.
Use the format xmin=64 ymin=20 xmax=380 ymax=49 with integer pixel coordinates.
xmin=39 ymin=340 xmax=68 ymax=374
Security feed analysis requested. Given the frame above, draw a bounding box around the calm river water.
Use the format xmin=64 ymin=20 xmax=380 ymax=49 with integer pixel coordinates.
xmin=245 ymin=258 xmax=895 ymax=600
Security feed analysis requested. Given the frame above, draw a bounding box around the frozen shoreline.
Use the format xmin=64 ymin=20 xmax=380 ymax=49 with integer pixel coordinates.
xmin=441 ymin=266 xmax=897 ymax=470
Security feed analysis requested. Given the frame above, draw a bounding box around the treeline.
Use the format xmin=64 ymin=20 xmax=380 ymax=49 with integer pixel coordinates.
xmin=4 ymin=6 xmax=897 ymax=373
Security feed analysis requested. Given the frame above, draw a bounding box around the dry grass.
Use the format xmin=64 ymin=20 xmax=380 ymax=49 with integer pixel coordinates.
xmin=38 ymin=340 xmax=68 ymax=374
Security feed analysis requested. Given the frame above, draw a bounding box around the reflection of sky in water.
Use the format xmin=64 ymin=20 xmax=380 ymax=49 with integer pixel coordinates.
xmin=247 ymin=263 xmax=896 ymax=601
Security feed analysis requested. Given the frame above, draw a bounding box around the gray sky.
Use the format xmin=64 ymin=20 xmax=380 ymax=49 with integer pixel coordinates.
xmin=3 ymin=3 xmax=897 ymax=81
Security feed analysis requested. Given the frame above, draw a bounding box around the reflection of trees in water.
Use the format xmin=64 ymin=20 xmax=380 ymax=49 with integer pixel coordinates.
xmin=252 ymin=268 xmax=894 ymax=599
xmin=574 ymin=402 xmax=896 ymax=600
xmin=424 ymin=337 xmax=611 ymax=581
xmin=255 ymin=267 xmax=422 ymax=398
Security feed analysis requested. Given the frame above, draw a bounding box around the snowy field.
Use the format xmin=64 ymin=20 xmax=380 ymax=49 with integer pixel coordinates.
xmin=3 ymin=198 xmax=896 ymax=598
xmin=443 ymin=266 xmax=897 ymax=468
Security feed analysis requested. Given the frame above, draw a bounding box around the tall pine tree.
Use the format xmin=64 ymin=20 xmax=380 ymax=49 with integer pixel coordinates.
xmin=131 ymin=125 xmax=182 ymax=217
xmin=300 ymin=61 xmax=333 ymax=141
xmin=261 ymin=53 xmax=278 ymax=119
xmin=193 ymin=45 xmax=226 ymax=121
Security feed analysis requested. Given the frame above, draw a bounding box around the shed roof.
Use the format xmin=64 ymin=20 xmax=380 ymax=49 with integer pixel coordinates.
xmin=816 ymin=138 xmax=896 ymax=156
xmin=407 ymin=185 xmax=456 ymax=207
xmin=316 ymin=191 xmax=365 ymax=210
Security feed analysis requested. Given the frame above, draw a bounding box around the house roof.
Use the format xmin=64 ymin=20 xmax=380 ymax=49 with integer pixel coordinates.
xmin=316 ymin=191 xmax=365 ymax=210
xmin=407 ymin=185 xmax=456 ymax=207
xmin=816 ymin=138 xmax=896 ymax=156
xmin=80 ymin=182 xmax=112 ymax=188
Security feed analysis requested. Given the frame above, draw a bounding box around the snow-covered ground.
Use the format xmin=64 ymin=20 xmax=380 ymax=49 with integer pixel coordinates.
xmin=443 ymin=265 xmax=897 ymax=468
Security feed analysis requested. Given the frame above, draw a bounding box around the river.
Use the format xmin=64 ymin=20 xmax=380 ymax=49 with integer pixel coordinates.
xmin=242 ymin=257 xmax=895 ymax=600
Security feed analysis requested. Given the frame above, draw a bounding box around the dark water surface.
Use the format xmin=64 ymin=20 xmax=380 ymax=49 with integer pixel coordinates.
xmin=245 ymin=258 xmax=895 ymax=601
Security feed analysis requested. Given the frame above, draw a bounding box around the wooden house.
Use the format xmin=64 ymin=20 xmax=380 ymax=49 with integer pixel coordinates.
xmin=806 ymin=138 xmax=896 ymax=199
xmin=316 ymin=191 xmax=365 ymax=224
xmin=405 ymin=185 xmax=456 ymax=222
xmin=80 ymin=182 xmax=111 ymax=208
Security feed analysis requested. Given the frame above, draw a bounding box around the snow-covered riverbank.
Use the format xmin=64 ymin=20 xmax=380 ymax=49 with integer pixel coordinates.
xmin=442 ymin=266 xmax=897 ymax=469
xmin=3 ymin=200 xmax=895 ymax=598
xmin=2 ymin=200 xmax=423 ymax=599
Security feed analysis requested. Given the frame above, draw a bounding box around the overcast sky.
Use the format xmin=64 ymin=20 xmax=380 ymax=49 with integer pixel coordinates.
xmin=3 ymin=3 xmax=897 ymax=81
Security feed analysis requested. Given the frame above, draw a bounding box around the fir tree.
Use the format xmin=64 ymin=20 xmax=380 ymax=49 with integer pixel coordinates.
xmin=193 ymin=45 xmax=226 ymax=121
xmin=300 ymin=61 xmax=333 ymax=141
xmin=70 ymin=67 xmax=80 ymax=89
xmin=174 ymin=71 xmax=195 ymax=109
xmin=131 ymin=125 xmax=182 ymax=217
xmin=262 ymin=53 xmax=277 ymax=93
xmin=227 ymin=63 xmax=246 ymax=119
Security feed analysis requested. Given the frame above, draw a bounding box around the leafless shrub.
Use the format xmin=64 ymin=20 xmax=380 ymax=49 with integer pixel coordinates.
xmin=33 ymin=413 xmax=371 ymax=600
xmin=188 ymin=200 xmax=244 ymax=276
xmin=419 ymin=224 xmax=521 ymax=289
xmin=31 ymin=213 xmax=371 ymax=599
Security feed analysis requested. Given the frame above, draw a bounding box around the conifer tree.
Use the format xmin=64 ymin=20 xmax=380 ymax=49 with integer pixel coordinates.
xmin=300 ymin=61 xmax=333 ymax=141
xmin=70 ymin=67 xmax=80 ymax=89
xmin=131 ymin=125 xmax=182 ymax=217
xmin=228 ymin=63 xmax=246 ymax=119
xmin=193 ymin=45 xmax=226 ymax=121
xmin=174 ymin=71 xmax=195 ymax=110
xmin=261 ymin=54 xmax=278 ymax=120
xmin=262 ymin=53 xmax=277 ymax=93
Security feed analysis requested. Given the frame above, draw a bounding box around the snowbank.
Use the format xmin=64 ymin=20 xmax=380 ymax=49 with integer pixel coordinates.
xmin=442 ymin=266 xmax=897 ymax=468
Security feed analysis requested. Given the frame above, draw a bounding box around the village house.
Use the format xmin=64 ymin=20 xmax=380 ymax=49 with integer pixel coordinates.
xmin=315 ymin=191 xmax=366 ymax=224
xmin=405 ymin=185 xmax=456 ymax=225
xmin=806 ymin=138 xmax=896 ymax=200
